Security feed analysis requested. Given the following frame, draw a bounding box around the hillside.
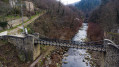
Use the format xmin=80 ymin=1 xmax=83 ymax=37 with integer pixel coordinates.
xmin=87 ymin=0 xmax=119 ymax=43
xmin=0 ymin=0 xmax=83 ymax=67
xmin=0 ymin=1 xmax=10 ymax=16
xmin=28 ymin=0 xmax=83 ymax=66
xmin=75 ymin=0 xmax=101 ymax=15
xmin=0 ymin=0 xmax=38 ymax=32
xmin=28 ymin=0 xmax=83 ymax=39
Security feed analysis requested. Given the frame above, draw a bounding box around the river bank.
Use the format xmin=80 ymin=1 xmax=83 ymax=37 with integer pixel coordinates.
xmin=27 ymin=11 xmax=82 ymax=66
xmin=38 ymin=23 xmax=90 ymax=67
xmin=62 ymin=23 xmax=91 ymax=67
xmin=36 ymin=47 xmax=68 ymax=67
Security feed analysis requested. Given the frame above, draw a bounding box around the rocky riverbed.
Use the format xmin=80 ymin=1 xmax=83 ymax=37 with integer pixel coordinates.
xmin=62 ymin=23 xmax=91 ymax=67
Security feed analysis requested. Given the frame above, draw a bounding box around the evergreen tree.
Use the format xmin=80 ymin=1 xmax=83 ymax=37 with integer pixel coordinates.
xmin=75 ymin=0 xmax=101 ymax=14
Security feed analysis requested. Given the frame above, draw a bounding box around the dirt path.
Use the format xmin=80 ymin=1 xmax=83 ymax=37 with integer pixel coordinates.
xmin=8 ymin=12 xmax=45 ymax=35
xmin=30 ymin=53 xmax=46 ymax=67
xmin=30 ymin=47 xmax=54 ymax=67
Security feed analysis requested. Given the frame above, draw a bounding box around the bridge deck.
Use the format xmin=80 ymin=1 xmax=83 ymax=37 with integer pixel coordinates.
xmin=35 ymin=38 xmax=106 ymax=51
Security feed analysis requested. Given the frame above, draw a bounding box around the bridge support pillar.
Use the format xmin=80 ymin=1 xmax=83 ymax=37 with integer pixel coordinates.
xmin=104 ymin=43 xmax=119 ymax=67
xmin=23 ymin=35 xmax=34 ymax=61
xmin=4 ymin=34 xmax=40 ymax=62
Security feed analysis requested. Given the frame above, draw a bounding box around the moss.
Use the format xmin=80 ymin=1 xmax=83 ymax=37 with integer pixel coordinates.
xmin=0 ymin=56 xmax=6 ymax=61
xmin=56 ymin=63 xmax=60 ymax=67
xmin=5 ymin=15 xmax=20 ymax=21
xmin=26 ymin=27 xmax=34 ymax=34
xmin=18 ymin=29 xmax=23 ymax=33
xmin=0 ymin=40 xmax=9 ymax=46
xmin=18 ymin=51 xmax=26 ymax=62
xmin=40 ymin=60 xmax=44 ymax=66
xmin=108 ymin=32 xmax=119 ymax=35
xmin=40 ymin=45 xmax=46 ymax=51
xmin=2 ymin=0 xmax=9 ymax=3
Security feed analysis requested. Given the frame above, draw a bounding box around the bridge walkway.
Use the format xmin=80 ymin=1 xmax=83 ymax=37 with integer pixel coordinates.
xmin=34 ymin=38 xmax=105 ymax=51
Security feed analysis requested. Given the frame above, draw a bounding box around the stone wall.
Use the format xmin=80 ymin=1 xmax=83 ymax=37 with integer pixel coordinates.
xmin=7 ymin=17 xmax=28 ymax=29
xmin=105 ymin=33 xmax=119 ymax=45
xmin=9 ymin=0 xmax=35 ymax=12
xmin=1 ymin=34 xmax=40 ymax=62
xmin=24 ymin=1 xmax=34 ymax=12
xmin=9 ymin=0 xmax=17 ymax=8
xmin=104 ymin=44 xmax=119 ymax=67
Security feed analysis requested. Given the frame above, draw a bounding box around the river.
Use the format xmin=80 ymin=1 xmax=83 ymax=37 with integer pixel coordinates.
xmin=62 ymin=23 xmax=91 ymax=67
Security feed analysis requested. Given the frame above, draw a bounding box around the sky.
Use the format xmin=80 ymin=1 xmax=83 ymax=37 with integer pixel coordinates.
xmin=58 ymin=0 xmax=81 ymax=5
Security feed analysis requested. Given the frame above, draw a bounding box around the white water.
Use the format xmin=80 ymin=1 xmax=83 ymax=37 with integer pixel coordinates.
xmin=62 ymin=23 xmax=91 ymax=67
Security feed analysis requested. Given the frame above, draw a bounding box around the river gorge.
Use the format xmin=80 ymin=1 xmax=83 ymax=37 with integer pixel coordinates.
xmin=62 ymin=23 xmax=91 ymax=67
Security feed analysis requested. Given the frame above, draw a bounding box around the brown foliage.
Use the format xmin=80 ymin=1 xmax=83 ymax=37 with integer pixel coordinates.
xmin=88 ymin=0 xmax=119 ymax=42
xmin=29 ymin=0 xmax=83 ymax=40
xmin=29 ymin=13 xmax=83 ymax=40
xmin=32 ymin=0 xmax=83 ymax=18
xmin=87 ymin=22 xmax=104 ymax=41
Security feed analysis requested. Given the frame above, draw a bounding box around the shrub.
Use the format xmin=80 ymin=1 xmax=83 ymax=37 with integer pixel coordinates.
xmin=87 ymin=22 xmax=104 ymax=41
xmin=0 ymin=21 xmax=8 ymax=28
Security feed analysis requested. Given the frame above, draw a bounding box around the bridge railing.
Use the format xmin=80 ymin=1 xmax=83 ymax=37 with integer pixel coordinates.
xmin=104 ymin=39 xmax=119 ymax=49
xmin=38 ymin=38 xmax=104 ymax=44
xmin=34 ymin=38 xmax=106 ymax=51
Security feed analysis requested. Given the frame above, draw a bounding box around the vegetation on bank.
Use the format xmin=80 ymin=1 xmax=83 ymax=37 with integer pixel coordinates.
xmin=87 ymin=0 xmax=119 ymax=43
xmin=28 ymin=0 xmax=83 ymax=39
xmin=0 ymin=0 xmax=42 ymax=32
xmin=0 ymin=22 xmax=8 ymax=29
xmin=0 ymin=0 xmax=83 ymax=67
xmin=0 ymin=11 xmax=43 ymax=33
xmin=87 ymin=22 xmax=104 ymax=41
xmin=85 ymin=0 xmax=119 ymax=67
xmin=26 ymin=0 xmax=83 ymax=67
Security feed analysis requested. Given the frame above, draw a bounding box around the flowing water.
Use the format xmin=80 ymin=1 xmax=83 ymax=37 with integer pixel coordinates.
xmin=62 ymin=23 xmax=91 ymax=67
xmin=61 ymin=23 xmax=119 ymax=67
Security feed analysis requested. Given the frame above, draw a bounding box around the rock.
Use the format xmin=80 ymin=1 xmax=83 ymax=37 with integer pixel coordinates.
xmin=18 ymin=51 xmax=26 ymax=62
xmin=0 ymin=62 xmax=3 ymax=67
xmin=86 ymin=62 xmax=88 ymax=66
xmin=24 ymin=1 xmax=35 ymax=12
xmin=83 ymin=59 xmax=85 ymax=62
xmin=63 ymin=61 xmax=68 ymax=64
xmin=61 ymin=52 xmax=63 ymax=55
xmin=0 ymin=27 xmax=3 ymax=31
xmin=79 ymin=53 xmax=82 ymax=55
xmin=64 ymin=54 xmax=69 ymax=57
xmin=64 ymin=57 xmax=67 ymax=60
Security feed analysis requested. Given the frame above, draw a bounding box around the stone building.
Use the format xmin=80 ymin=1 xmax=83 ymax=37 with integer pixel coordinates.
xmin=9 ymin=0 xmax=35 ymax=12
xmin=24 ymin=1 xmax=35 ymax=12
xmin=9 ymin=0 xmax=18 ymax=8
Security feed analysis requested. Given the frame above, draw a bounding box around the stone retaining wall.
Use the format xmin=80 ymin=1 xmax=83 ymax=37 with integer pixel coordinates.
xmin=0 ymin=34 xmax=40 ymax=62
xmin=7 ymin=17 xmax=28 ymax=29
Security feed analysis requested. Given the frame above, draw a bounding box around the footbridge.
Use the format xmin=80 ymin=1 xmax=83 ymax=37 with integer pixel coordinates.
xmin=34 ymin=38 xmax=105 ymax=51
xmin=0 ymin=34 xmax=119 ymax=65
